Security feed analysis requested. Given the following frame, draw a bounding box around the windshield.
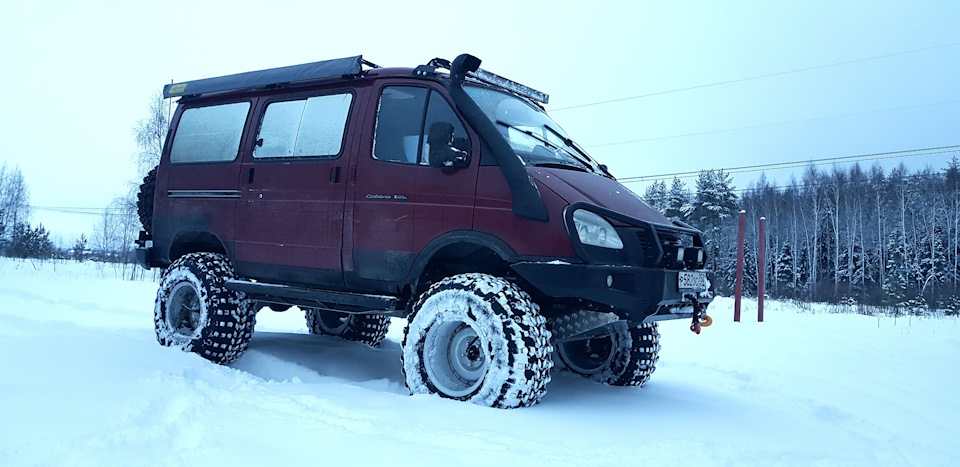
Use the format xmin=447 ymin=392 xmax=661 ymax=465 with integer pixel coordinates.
xmin=465 ymin=85 xmax=604 ymax=174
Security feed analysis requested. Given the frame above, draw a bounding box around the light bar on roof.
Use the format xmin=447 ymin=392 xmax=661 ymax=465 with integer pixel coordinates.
xmin=471 ymin=68 xmax=549 ymax=105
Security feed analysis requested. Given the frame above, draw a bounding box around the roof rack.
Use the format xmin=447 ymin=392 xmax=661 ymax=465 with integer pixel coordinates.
xmin=161 ymin=54 xmax=548 ymax=104
xmin=163 ymin=56 xmax=366 ymax=99
xmin=422 ymin=58 xmax=549 ymax=105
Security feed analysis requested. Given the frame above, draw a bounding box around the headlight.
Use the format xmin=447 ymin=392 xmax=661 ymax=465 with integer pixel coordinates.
xmin=573 ymin=210 xmax=623 ymax=249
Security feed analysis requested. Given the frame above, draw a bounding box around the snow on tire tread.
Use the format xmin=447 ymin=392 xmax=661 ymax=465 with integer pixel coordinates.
xmin=402 ymin=273 xmax=553 ymax=409
xmin=154 ymin=252 xmax=255 ymax=364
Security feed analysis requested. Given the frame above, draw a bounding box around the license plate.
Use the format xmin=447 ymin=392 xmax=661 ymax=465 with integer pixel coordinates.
xmin=678 ymin=271 xmax=708 ymax=291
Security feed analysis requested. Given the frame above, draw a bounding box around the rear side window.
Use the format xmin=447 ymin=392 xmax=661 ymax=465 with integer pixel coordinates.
xmin=170 ymin=102 xmax=250 ymax=163
xmin=255 ymin=93 xmax=353 ymax=159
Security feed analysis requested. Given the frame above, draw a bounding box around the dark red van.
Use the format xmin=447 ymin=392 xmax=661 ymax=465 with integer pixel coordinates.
xmin=136 ymin=54 xmax=714 ymax=408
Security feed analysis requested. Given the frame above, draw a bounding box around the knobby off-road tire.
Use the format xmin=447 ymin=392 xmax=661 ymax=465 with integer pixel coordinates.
xmin=154 ymin=252 xmax=256 ymax=364
xmin=137 ymin=166 xmax=157 ymax=234
xmin=556 ymin=322 xmax=660 ymax=387
xmin=305 ymin=308 xmax=390 ymax=347
xmin=402 ymin=273 xmax=553 ymax=409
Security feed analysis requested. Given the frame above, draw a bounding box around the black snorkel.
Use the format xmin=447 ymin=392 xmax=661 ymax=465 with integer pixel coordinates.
xmin=446 ymin=54 xmax=549 ymax=222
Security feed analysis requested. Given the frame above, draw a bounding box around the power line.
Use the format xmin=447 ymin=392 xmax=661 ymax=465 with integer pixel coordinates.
xmin=618 ymin=145 xmax=960 ymax=184
xmin=724 ymin=149 xmax=957 ymax=176
xmin=625 ymin=148 xmax=959 ymax=184
xmin=584 ymin=99 xmax=960 ymax=148
xmin=551 ymin=42 xmax=960 ymax=112
xmin=31 ymin=206 xmax=127 ymax=216
xmin=619 ymin=144 xmax=960 ymax=181
xmin=733 ymin=171 xmax=949 ymax=195
xmin=620 ymin=145 xmax=960 ymax=181
xmin=637 ymin=162 xmax=952 ymax=198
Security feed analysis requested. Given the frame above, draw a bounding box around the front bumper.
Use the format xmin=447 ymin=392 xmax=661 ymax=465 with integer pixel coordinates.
xmin=511 ymin=261 xmax=713 ymax=322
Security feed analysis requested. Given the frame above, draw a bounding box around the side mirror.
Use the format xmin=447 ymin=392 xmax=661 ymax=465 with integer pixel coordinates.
xmin=427 ymin=122 xmax=469 ymax=168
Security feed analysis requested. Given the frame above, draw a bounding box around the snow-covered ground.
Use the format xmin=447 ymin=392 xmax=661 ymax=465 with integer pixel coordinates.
xmin=1 ymin=258 xmax=958 ymax=466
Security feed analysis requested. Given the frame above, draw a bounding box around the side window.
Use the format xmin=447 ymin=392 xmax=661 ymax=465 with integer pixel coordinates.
xmin=373 ymin=87 xmax=428 ymax=164
xmin=373 ymin=86 xmax=471 ymax=166
xmin=255 ymin=93 xmax=353 ymax=159
xmin=170 ymin=102 xmax=250 ymax=163
xmin=423 ymin=91 xmax=472 ymax=167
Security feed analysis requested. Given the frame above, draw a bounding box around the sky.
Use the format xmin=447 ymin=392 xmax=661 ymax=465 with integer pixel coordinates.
xmin=1 ymin=0 xmax=958 ymax=244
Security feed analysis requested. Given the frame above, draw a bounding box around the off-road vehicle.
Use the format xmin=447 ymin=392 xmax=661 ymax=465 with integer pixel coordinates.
xmin=136 ymin=54 xmax=713 ymax=408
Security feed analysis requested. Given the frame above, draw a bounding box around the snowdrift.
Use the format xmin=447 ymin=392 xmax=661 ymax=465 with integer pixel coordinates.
xmin=1 ymin=258 xmax=958 ymax=465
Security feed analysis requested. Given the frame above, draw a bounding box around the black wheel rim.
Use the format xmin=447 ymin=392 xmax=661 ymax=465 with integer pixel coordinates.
xmin=166 ymin=282 xmax=202 ymax=338
xmin=558 ymin=335 xmax=616 ymax=375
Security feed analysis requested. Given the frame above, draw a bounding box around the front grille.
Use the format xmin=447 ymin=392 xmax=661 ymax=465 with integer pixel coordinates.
xmin=564 ymin=202 xmax=707 ymax=270
xmin=624 ymin=225 xmax=705 ymax=270
xmin=633 ymin=226 xmax=661 ymax=268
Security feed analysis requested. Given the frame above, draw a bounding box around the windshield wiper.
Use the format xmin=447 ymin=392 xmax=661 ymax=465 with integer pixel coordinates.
xmin=542 ymin=125 xmax=607 ymax=176
xmin=532 ymin=161 xmax=589 ymax=172
xmin=497 ymin=121 xmax=593 ymax=170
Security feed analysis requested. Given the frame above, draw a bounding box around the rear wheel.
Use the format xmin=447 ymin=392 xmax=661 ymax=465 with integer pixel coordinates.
xmin=304 ymin=308 xmax=390 ymax=347
xmin=556 ymin=322 xmax=660 ymax=387
xmin=402 ymin=273 xmax=553 ymax=409
xmin=154 ymin=252 xmax=255 ymax=364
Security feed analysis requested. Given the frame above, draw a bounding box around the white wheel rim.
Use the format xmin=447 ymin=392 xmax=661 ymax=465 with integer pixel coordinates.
xmin=423 ymin=319 xmax=488 ymax=397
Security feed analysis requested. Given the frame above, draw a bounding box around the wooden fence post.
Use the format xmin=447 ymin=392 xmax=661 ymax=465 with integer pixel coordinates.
xmin=734 ymin=210 xmax=746 ymax=322
xmin=758 ymin=217 xmax=766 ymax=322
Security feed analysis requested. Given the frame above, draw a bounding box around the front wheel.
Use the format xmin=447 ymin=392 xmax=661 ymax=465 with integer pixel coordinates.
xmin=556 ymin=322 xmax=660 ymax=386
xmin=401 ymin=273 xmax=553 ymax=409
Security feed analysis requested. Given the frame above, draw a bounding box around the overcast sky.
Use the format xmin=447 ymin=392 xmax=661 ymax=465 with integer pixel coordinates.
xmin=1 ymin=0 xmax=958 ymax=244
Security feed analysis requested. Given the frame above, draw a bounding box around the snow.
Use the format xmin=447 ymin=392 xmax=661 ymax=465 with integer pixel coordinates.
xmin=2 ymin=258 xmax=959 ymax=465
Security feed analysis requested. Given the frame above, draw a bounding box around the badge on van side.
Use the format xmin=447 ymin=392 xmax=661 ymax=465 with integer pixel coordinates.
xmin=365 ymin=194 xmax=408 ymax=201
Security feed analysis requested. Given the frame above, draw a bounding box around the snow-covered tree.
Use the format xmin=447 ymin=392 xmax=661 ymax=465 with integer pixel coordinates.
xmin=691 ymin=169 xmax=738 ymax=228
xmin=9 ymin=223 xmax=53 ymax=259
xmin=642 ymin=180 xmax=667 ymax=214
xmin=0 ymin=164 xmax=31 ymax=239
xmin=690 ymin=169 xmax=738 ymax=274
xmin=73 ymin=234 xmax=88 ymax=262
xmin=774 ymin=243 xmax=796 ymax=297
xmin=883 ymin=229 xmax=913 ymax=307
xmin=664 ymin=177 xmax=692 ymax=221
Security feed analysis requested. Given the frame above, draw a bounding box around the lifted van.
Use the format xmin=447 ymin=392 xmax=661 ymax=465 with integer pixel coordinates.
xmin=136 ymin=54 xmax=713 ymax=408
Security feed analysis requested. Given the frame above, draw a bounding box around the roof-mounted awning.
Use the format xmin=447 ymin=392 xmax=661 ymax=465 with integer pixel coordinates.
xmin=163 ymin=56 xmax=366 ymax=98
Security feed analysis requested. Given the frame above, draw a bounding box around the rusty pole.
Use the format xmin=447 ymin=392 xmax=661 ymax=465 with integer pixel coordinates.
xmin=758 ymin=217 xmax=766 ymax=322
xmin=734 ymin=210 xmax=746 ymax=322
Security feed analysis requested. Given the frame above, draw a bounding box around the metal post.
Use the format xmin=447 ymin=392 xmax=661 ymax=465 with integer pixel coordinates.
xmin=734 ymin=210 xmax=746 ymax=322
xmin=758 ymin=217 xmax=766 ymax=322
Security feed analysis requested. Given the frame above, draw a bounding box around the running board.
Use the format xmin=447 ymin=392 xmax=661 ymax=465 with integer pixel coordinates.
xmin=225 ymin=280 xmax=401 ymax=315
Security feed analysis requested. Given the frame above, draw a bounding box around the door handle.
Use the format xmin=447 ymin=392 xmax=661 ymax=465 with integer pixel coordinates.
xmin=247 ymin=168 xmax=255 ymax=184
xmin=330 ymin=166 xmax=341 ymax=184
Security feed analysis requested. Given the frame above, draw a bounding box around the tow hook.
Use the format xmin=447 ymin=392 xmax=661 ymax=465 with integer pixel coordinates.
xmin=685 ymin=294 xmax=711 ymax=334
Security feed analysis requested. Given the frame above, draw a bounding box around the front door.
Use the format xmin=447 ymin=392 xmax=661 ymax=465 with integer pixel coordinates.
xmin=347 ymin=82 xmax=479 ymax=291
xmin=233 ymin=90 xmax=358 ymax=288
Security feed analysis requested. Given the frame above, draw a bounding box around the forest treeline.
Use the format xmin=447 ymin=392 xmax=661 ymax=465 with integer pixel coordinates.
xmin=643 ymin=158 xmax=960 ymax=313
